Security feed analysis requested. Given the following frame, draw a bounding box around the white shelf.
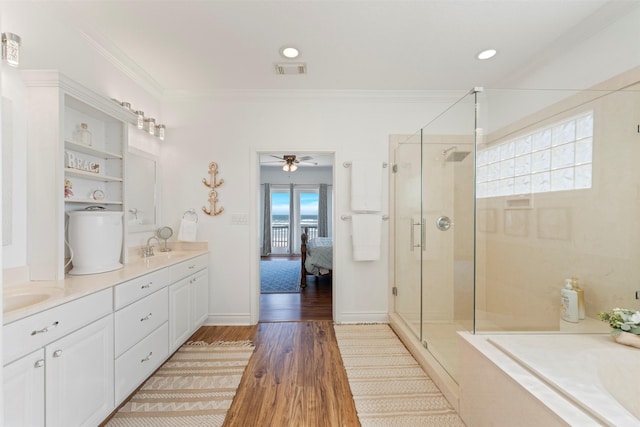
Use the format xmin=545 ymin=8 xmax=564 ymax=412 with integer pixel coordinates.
xmin=64 ymin=141 xmax=122 ymax=159
xmin=65 ymin=168 xmax=123 ymax=182
xmin=64 ymin=199 xmax=123 ymax=205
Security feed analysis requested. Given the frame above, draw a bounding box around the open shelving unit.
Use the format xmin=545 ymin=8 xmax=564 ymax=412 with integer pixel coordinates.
xmin=22 ymin=70 xmax=136 ymax=280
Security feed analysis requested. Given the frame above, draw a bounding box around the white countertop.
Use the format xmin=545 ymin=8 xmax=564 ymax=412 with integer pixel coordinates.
xmin=3 ymin=249 xmax=208 ymax=325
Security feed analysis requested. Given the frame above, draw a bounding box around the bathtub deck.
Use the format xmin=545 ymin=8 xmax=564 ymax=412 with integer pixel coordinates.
xmin=488 ymin=333 xmax=640 ymax=426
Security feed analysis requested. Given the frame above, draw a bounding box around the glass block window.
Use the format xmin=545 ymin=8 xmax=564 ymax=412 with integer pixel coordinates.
xmin=476 ymin=111 xmax=593 ymax=198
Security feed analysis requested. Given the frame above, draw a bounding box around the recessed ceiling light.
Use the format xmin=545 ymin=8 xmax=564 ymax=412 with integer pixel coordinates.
xmin=477 ymin=49 xmax=497 ymax=60
xmin=280 ymin=46 xmax=299 ymax=59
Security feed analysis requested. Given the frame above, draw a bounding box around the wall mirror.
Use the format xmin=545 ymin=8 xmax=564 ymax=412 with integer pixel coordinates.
xmin=2 ymin=97 xmax=13 ymax=246
xmin=126 ymin=149 xmax=159 ymax=232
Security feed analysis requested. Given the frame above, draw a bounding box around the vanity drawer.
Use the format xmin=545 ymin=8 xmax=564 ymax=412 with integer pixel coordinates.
xmin=114 ymin=268 xmax=170 ymax=310
xmin=3 ymin=288 xmax=112 ymax=365
xmin=115 ymin=322 xmax=169 ymax=403
xmin=169 ymin=254 xmax=208 ymax=282
xmin=114 ymin=287 xmax=168 ymax=357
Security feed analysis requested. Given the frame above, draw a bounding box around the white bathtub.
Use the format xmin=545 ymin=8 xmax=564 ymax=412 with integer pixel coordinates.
xmin=481 ymin=334 xmax=640 ymax=426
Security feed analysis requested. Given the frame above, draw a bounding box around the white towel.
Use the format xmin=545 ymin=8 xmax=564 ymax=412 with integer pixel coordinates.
xmin=178 ymin=217 xmax=197 ymax=242
xmin=351 ymin=214 xmax=382 ymax=261
xmin=350 ymin=160 xmax=383 ymax=212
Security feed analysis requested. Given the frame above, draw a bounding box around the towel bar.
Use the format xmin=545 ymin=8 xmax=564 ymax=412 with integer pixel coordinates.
xmin=343 ymin=161 xmax=387 ymax=168
xmin=183 ymin=208 xmax=199 ymax=222
xmin=341 ymin=214 xmax=388 ymax=221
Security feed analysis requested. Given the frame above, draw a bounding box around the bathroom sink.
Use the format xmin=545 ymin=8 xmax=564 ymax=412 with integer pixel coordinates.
xmin=3 ymin=293 xmax=51 ymax=313
xmin=139 ymin=250 xmax=192 ymax=265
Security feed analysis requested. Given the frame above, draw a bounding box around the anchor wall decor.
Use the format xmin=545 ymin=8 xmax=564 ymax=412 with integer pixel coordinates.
xmin=202 ymin=189 xmax=224 ymax=216
xmin=202 ymin=162 xmax=224 ymax=216
xmin=202 ymin=162 xmax=224 ymax=188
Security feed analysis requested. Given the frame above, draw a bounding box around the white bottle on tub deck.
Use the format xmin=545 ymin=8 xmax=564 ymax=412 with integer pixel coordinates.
xmin=561 ymin=279 xmax=579 ymax=323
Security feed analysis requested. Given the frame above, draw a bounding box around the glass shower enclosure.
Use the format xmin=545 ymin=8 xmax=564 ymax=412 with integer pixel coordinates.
xmin=392 ymin=79 xmax=640 ymax=385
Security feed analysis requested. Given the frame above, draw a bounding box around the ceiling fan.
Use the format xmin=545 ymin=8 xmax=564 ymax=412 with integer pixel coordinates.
xmin=264 ymin=154 xmax=318 ymax=172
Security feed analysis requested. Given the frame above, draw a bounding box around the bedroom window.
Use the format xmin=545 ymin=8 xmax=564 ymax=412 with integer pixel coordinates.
xmin=270 ymin=185 xmax=319 ymax=254
xmin=476 ymin=111 xmax=593 ymax=198
xmin=270 ymin=189 xmax=290 ymax=253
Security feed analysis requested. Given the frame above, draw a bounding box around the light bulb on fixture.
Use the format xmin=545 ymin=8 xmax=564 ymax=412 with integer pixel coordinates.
xmin=144 ymin=118 xmax=156 ymax=136
xmin=156 ymin=124 xmax=165 ymax=141
xmin=135 ymin=111 xmax=144 ymax=129
xmin=283 ymin=163 xmax=297 ymax=172
xmin=2 ymin=32 xmax=21 ymax=67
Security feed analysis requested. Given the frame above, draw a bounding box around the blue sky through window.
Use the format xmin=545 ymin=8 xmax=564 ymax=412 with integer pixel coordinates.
xmin=271 ymin=192 xmax=318 ymax=215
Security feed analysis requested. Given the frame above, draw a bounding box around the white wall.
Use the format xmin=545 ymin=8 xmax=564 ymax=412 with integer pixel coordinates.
xmin=160 ymin=94 xmax=458 ymax=324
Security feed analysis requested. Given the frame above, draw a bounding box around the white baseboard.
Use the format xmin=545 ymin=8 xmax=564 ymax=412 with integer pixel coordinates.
xmin=204 ymin=314 xmax=253 ymax=326
xmin=335 ymin=311 xmax=388 ymax=324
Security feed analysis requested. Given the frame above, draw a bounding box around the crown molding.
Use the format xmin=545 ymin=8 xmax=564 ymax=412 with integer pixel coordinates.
xmin=161 ymin=89 xmax=470 ymax=104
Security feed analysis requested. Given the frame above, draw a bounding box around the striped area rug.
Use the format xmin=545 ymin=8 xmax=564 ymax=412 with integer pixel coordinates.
xmin=334 ymin=324 xmax=465 ymax=427
xmin=105 ymin=340 xmax=255 ymax=427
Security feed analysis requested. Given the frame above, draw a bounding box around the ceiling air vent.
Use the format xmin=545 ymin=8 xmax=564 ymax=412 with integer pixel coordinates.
xmin=274 ymin=62 xmax=307 ymax=75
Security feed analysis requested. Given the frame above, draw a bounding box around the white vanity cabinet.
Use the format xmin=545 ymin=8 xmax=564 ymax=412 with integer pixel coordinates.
xmin=113 ymin=269 xmax=170 ymax=403
xmin=4 ymin=349 xmax=45 ymax=426
xmin=2 ymin=288 xmax=114 ymax=427
xmin=168 ymin=254 xmax=209 ymax=352
xmin=45 ymin=314 xmax=114 ymax=427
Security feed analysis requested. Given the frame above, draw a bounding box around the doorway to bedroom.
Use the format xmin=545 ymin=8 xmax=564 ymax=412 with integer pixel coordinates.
xmin=259 ymin=152 xmax=334 ymax=322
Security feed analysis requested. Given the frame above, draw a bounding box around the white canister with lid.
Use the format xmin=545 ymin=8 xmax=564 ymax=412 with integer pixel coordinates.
xmin=67 ymin=210 xmax=123 ymax=275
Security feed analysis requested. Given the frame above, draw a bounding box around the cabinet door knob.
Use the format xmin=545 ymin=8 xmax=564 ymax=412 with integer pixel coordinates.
xmin=141 ymin=352 xmax=153 ymax=363
xmin=34 ymin=359 xmax=45 ymax=368
xmin=140 ymin=312 xmax=153 ymax=322
xmin=53 ymin=350 xmax=63 ymax=358
xmin=188 ymin=265 xmax=196 ymax=269
xmin=141 ymin=282 xmax=153 ymax=289
xmin=31 ymin=320 xmax=60 ymax=336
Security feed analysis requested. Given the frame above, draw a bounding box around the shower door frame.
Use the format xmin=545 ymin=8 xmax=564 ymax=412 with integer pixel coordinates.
xmin=391 ymin=90 xmax=479 ymax=385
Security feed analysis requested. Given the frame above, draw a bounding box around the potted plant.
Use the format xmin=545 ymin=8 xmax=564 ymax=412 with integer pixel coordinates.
xmin=599 ymin=308 xmax=640 ymax=348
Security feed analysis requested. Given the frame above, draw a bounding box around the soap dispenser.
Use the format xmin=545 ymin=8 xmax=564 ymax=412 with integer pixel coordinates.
xmin=571 ymin=277 xmax=585 ymax=320
xmin=561 ymin=279 xmax=579 ymax=323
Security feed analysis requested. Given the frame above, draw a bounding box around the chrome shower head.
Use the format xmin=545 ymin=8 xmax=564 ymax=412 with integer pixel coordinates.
xmin=445 ymin=151 xmax=470 ymax=162
xmin=441 ymin=146 xmax=470 ymax=162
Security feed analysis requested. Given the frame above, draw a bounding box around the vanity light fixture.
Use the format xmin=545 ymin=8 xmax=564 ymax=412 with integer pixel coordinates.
xmin=111 ymin=99 xmax=166 ymax=140
xmin=2 ymin=32 xmax=21 ymax=67
xmin=280 ymin=46 xmax=299 ymax=59
xmin=477 ymin=49 xmax=497 ymax=60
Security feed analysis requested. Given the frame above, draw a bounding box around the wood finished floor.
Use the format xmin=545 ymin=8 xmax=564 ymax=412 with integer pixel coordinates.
xmin=260 ymin=275 xmax=332 ymax=322
xmin=190 ymin=321 xmax=360 ymax=426
xmin=260 ymin=256 xmax=333 ymax=322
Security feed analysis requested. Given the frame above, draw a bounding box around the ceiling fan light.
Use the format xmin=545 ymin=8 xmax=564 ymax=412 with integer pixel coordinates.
xmin=283 ymin=163 xmax=297 ymax=172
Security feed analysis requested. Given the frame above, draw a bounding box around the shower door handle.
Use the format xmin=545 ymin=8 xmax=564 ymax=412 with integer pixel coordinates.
xmin=436 ymin=216 xmax=453 ymax=231
xmin=410 ymin=219 xmax=425 ymax=251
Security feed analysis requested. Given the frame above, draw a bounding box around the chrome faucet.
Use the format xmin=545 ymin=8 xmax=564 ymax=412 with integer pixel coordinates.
xmin=143 ymin=236 xmax=160 ymax=258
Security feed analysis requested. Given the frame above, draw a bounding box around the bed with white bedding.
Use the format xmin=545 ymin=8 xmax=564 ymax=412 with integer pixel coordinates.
xmin=300 ymin=231 xmax=332 ymax=288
